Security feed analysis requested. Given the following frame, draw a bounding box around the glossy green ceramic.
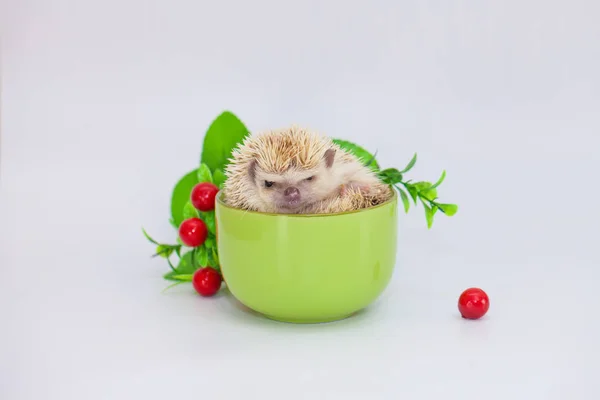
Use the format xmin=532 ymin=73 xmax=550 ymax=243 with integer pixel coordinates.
xmin=215 ymin=191 xmax=398 ymax=324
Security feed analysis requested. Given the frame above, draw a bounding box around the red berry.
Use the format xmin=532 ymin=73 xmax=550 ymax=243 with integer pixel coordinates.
xmin=191 ymin=182 xmax=220 ymax=212
xmin=178 ymin=218 xmax=208 ymax=247
xmin=192 ymin=267 xmax=222 ymax=297
xmin=458 ymin=288 xmax=490 ymax=320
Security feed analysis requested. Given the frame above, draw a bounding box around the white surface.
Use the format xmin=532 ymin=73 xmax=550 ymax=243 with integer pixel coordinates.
xmin=1 ymin=1 xmax=600 ymax=399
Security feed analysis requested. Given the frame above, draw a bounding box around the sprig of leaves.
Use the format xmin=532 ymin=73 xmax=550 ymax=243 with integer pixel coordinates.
xmin=142 ymin=224 xmax=221 ymax=284
xmin=377 ymin=153 xmax=458 ymax=228
xmin=149 ymin=112 xmax=248 ymax=288
xmin=331 ymin=140 xmax=458 ymax=228
xmin=141 ymin=228 xmax=181 ymax=270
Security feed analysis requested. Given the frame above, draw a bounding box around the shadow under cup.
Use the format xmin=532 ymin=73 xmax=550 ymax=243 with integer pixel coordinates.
xmin=214 ymin=191 xmax=399 ymax=324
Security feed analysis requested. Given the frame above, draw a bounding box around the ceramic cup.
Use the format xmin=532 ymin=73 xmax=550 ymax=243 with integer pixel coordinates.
xmin=215 ymin=191 xmax=398 ymax=323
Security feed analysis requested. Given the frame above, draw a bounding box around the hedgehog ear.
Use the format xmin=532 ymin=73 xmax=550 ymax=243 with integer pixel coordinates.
xmin=248 ymin=159 xmax=257 ymax=181
xmin=324 ymin=148 xmax=336 ymax=168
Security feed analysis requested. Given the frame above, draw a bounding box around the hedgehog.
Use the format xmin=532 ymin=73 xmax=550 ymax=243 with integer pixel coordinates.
xmin=222 ymin=126 xmax=393 ymax=214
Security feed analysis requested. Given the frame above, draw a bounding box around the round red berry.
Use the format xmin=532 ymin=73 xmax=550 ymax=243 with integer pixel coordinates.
xmin=178 ymin=218 xmax=208 ymax=247
xmin=458 ymin=288 xmax=489 ymax=320
xmin=191 ymin=182 xmax=220 ymax=212
xmin=192 ymin=267 xmax=222 ymax=297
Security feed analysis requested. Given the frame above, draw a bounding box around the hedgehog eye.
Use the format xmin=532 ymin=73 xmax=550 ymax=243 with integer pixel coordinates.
xmin=264 ymin=181 xmax=274 ymax=188
xmin=305 ymin=176 xmax=314 ymax=181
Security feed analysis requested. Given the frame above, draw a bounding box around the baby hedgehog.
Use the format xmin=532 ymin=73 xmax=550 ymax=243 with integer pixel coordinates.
xmin=222 ymin=126 xmax=393 ymax=214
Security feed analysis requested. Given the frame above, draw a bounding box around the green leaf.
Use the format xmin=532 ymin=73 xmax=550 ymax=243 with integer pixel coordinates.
xmin=405 ymin=184 xmax=419 ymax=204
xmin=200 ymin=111 xmax=249 ymax=173
xmin=430 ymin=170 xmax=446 ymax=189
xmin=196 ymin=246 xmax=209 ymax=267
xmin=163 ymin=251 xmax=199 ymax=281
xmin=414 ymin=181 xmax=437 ymax=201
xmin=142 ymin=228 xmax=158 ymax=244
xmin=201 ymin=211 xmax=216 ymax=235
xmin=197 ymin=163 xmax=213 ymax=183
xmin=168 ymin=274 xmax=194 ymax=281
xmin=168 ymin=218 xmax=177 ymax=229
xmin=399 ymin=153 xmax=417 ymax=174
xmin=204 ymin=236 xmax=215 ymax=249
xmin=206 ymin=248 xmax=214 ymax=262
xmin=332 ymin=139 xmax=380 ymax=171
xmin=438 ymin=203 xmax=458 ymax=216
xmin=170 ymin=169 xmax=199 ymax=228
xmin=421 ymin=199 xmax=437 ymax=229
xmin=396 ymin=186 xmax=410 ymax=213
xmin=364 ymin=150 xmax=378 ymax=169
xmin=413 ymin=181 xmax=431 ymax=190
xmin=182 ymin=201 xmax=199 ymax=220
xmin=378 ymin=168 xmax=403 ymax=185
xmin=210 ymin=247 xmax=220 ymax=271
xmin=213 ymin=169 xmax=227 ymax=189
xmin=155 ymin=244 xmax=174 ymax=258
xmin=421 ymin=188 xmax=438 ymax=201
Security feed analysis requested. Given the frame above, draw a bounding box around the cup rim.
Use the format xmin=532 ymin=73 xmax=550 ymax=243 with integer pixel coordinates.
xmin=216 ymin=188 xmax=397 ymax=218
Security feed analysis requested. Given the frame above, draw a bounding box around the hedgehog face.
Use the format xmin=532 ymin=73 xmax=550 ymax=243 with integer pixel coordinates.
xmin=249 ymin=149 xmax=341 ymax=213
xmin=252 ymin=167 xmax=332 ymax=213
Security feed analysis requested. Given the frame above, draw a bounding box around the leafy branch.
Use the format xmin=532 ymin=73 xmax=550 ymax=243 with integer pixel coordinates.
xmin=142 ymin=228 xmax=181 ymax=264
xmin=377 ymin=153 xmax=458 ymax=229
xmin=142 ymin=111 xmax=246 ymax=291
xmin=142 ymin=226 xmax=220 ymax=282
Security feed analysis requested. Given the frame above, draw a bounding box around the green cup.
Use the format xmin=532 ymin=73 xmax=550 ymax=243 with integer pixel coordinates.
xmin=215 ymin=191 xmax=399 ymax=324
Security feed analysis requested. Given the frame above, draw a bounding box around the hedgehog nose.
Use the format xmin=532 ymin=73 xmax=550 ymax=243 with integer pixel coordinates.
xmin=284 ymin=186 xmax=300 ymax=200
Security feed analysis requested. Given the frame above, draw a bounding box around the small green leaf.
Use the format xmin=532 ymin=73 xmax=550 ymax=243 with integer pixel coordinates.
xmin=197 ymin=163 xmax=213 ymax=183
xmin=207 ymin=248 xmax=220 ymax=271
xmin=405 ymin=184 xmax=419 ymax=204
xmin=169 ymin=218 xmax=177 ymax=229
xmin=213 ymin=169 xmax=227 ymax=189
xmin=421 ymin=199 xmax=438 ymax=229
xmin=332 ymin=139 xmax=380 ymax=171
xmin=413 ymin=181 xmax=432 ymax=191
xmin=163 ymin=251 xmax=198 ymax=281
xmin=207 ymin=246 xmax=215 ymax=262
xmin=196 ymin=246 xmax=209 ymax=267
xmin=211 ymin=247 xmax=220 ymax=271
xmin=395 ymin=186 xmax=410 ymax=213
xmin=430 ymin=170 xmax=446 ymax=189
xmin=414 ymin=181 xmax=437 ymax=201
xmin=421 ymin=188 xmax=438 ymax=201
xmin=182 ymin=201 xmax=199 ymax=220
xmin=378 ymin=168 xmax=403 ymax=185
xmin=204 ymin=237 xmax=215 ymax=249
xmin=399 ymin=153 xmax=417 ymax=174
xmin=200 ymin=111 xmax=250 ymax=173
xmin=168 ymin=274 xmax=194 ymax=281
xmin=170 ymin=169 xmax=199 ymax=228
xmin=155 ymin=244 xmax=174 ymax=258
xmin=142 ymin=228 xmax=158 ymax=244
xmin=201 ymin=211 xmax=216 ymax=235
xmin=438 ymin=203 xmax=458 ymax=216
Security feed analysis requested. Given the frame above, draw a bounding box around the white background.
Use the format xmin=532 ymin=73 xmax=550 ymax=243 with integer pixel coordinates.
xmin=1 ymin=1 xmax=599 ymax=399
